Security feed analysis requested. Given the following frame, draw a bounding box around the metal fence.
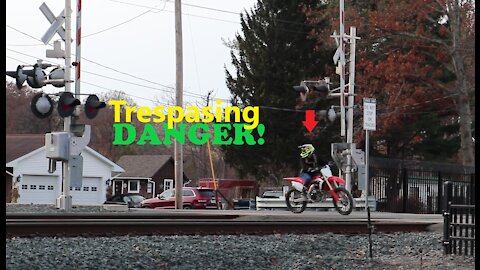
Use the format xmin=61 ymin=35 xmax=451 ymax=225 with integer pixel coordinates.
xmin=368 ymin=158 xmax=474 ymax=214
xmin=443 ymin=181 xmax=475 ymax=256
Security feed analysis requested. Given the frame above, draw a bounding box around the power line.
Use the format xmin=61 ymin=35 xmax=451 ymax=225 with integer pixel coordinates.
xmin=82 ymin=1 xmax=168 ymax=39
xmin=6 ymin=55 xmax=29 ymax=65
xmin=109 ymin=0 xmax=318 ymax=28
xmin=374 ymin=93 xmax=459 ymax=113
xmin=5 ymin=29 xmax=205 ymax=99
xmin=8 ymin=46 xmax=460 ymax=116
xmin=81 ymin=81 xmax=169 ymax=105
xmin=378 ymin=108 xmax=457 ymax=116
xmin=6 ymin=43 xmax=45 ymax=47
xmin=107 ymin=0 xmax=239 ymax=24
xmin=81 ymin=70 xmax=204 ymax=99
xmin=6 ymin=25 xmax=43 ymax=43
xmin=7 ymin=49 xmax=227 ymax=105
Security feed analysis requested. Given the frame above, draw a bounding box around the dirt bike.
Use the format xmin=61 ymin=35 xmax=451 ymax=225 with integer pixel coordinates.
xmin=284 ymin=163 xmax=354 ymax=215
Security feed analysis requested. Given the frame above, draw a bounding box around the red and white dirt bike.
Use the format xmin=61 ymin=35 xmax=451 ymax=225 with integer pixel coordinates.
xmin=284 ymin=163 xmax=354 ymax=215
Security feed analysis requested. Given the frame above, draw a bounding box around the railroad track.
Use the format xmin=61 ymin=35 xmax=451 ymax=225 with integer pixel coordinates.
xmin=6 ymin=212 xmax=437 ymax=237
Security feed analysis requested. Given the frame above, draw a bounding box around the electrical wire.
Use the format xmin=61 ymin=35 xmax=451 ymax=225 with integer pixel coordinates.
xmin=81 ymin=81 xmax=169 ymax=105
xmin=6 ymin=25 xmax=42 ymax=43
xmin=5 ymin=29 xmax=206 ymax=99
xmin=108 ymin=0 xmax=239 ymax=24
xmin=82 ymin=1 xmax=168 ymax=39
xmin=108 ymin=0 xmax=319 ymax=28
xmin=6 ymin=56 xmax=29 ymax=65
xmin=81 ymin=70 xmax=204 ymax=99
xmin=8 ymin=46 xmax=461 ymax=116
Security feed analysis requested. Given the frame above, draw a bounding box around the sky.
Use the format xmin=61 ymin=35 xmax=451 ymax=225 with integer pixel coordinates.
xmin=6 ymin=0 xmax=258 ymax=108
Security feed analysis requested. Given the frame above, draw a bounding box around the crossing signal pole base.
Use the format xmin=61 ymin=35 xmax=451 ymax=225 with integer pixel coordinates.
xmin=56 ymin=195 xmax=72 ymax=211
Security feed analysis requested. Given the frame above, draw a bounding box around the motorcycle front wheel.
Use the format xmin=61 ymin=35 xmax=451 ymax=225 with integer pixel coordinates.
xmin=332 ymin=187 xmax=354 ymax=215
xmin=285 ymin=188 xmax=307 ymax=214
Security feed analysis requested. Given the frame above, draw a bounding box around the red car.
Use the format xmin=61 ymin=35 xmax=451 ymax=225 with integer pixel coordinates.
xmin=140 ymin=187 xmax=219 ymax=209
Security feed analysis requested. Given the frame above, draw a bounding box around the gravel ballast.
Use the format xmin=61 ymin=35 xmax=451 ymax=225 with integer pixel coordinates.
xmin=6 ymin=204 xmax=474 ymax=269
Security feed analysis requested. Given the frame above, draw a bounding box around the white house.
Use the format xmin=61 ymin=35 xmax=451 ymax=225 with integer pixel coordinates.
xmin=6 ymin=134 xmax=124 ymax=205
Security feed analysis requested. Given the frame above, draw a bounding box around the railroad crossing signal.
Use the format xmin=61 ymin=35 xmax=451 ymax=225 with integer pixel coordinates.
xmin=6 ymin=60 xmax=65 ymax=89
xmin=58 ymin=92 xmax=81 ymax=117
xmin=292 ymin=79 xmax=330 ymax=101
xmin=31 ymin=93 xmax=54 ymax=119
xmin=84 ymin=95 xmax=106 ymax=119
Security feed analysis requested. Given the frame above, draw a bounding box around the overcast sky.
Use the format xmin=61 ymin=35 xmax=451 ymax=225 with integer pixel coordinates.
xmin=6 ymin=0 xmax=257 ymax=108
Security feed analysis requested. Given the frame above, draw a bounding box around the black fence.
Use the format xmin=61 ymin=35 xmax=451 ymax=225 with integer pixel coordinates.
xmin=443 ymin=181 xmax=475 ymax=256
xmin=367 ymin=158 xmax=474 ymax=214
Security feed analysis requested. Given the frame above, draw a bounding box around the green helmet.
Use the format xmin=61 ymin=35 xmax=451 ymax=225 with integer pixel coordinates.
xmin=298 ymin=144 xmax=315 ymax=158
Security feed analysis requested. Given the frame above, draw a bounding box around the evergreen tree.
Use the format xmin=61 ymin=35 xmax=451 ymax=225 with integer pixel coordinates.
xmin=223 ymin=0 xmax=331 ymax=184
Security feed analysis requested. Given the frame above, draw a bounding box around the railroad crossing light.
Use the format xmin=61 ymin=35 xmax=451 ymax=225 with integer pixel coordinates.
xmin=6 ymin=65 xmax=28 ymax=89
xmin=305 ymin=80 xmax=329 ymax=97
xmin=10 ymin=63 xmax=47 ymax=89
xmin=57 ymin=92 xmax=80 ymax=117
xmin=292 ymin=84 xmax=309 ymax=102
xmin=31 ymin=92 xmax=54 ymax=118
xmin=292 ymin=78 xmax=330 ymax=101
xmin=315 ymin=107 xmax=337 ymax=123
xmin=6 ymin=61 xmax=65 ymax=89
xmin=312 ymin=80 xmax=329 ymax=97
xmin=84 ymin=95 xmax=106 ymax=119
xmin=327 ymin=107 xmax=336 ymax=123
xmin=47 ymin=67 xmax=65 ymax=88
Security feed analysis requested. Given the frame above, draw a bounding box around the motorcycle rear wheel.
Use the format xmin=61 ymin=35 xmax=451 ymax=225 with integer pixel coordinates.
xmin=332 ymin=187 xmax=354 ymax=215
xmin=285 ymin=188 xmax=307 ymax=213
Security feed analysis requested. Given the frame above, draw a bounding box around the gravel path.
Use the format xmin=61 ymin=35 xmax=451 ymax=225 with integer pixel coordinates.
xmin=6 ymin=204 xmax=474 ymax=269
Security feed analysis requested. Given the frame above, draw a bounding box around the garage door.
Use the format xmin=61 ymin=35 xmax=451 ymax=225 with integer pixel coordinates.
xmin=70 ymin=177 xmax=101 ymax=205
xmin=19 ymin=175 xmax=58 ymax=204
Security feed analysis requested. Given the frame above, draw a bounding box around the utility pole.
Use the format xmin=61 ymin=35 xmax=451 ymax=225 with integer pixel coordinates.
xmin=174 ymin=0 xmax=184 ymax=209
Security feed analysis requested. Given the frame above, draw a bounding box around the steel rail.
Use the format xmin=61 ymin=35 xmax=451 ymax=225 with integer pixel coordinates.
xmin=6 ymin=216 xmax=435 ymax=238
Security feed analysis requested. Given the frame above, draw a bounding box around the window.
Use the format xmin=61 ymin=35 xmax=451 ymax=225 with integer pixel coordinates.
xmin=128 ymin=180 xmax=140 ymax=193
xmin=164 ymin=179 xmax=173 ymax=191
xmin=83 ymin=187 xmax=89 ymax=191
xmin=22 ymin=185 xmax=27 ymax=190
xmin=91 ymin=187 xmax=97 ymax=192
xmin=48 ymin=186 xmax=54 ymax=190
xmin=183 ymin=189 xmax=195 ymax=197
xmin=75 ymin=187 xmax=81 ymax=191
xmin=147 ymin=182 xmax=152 ymax=193
xmin=30 ymin=185 xmax=37 ymax=190
xmin=70 ymin=187 xmax=73 ymax=191
xmin=39 ymin=185 xmax=45 ymax=190
xmin=159 ymin=189 xmax=174 ymax=199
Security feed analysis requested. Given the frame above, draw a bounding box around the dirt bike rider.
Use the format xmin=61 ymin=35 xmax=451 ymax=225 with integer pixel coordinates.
xmin=298 ymin=144 xmax=327 ymax=201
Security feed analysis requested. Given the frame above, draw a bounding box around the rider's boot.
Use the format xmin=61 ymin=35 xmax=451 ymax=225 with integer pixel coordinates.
xmin=300 ymin=188 xmax=308 ymax=202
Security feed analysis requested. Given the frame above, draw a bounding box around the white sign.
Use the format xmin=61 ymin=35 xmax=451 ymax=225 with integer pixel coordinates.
xmin=333 ymin=46 xmax=346 ymax=65
xmin=40 ymin=3 xmax=68 ymax=44
xmin=363 ymin=98 xmax=376 ymax=131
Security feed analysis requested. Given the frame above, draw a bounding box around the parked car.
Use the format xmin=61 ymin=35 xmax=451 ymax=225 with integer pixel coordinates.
xmin=104 ymin=194 xmax=145 ymax=208
xmin=140 ymin=187 xmax=219 ymax=209
xmin=233 ymin=198 xmax=255 ymax=210
xmin=262 ymin=190 xmax=284 ymax=198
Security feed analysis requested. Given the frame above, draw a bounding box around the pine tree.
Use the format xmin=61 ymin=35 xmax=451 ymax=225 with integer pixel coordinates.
xmin=223 ymin=0 xmax=331 ymax=184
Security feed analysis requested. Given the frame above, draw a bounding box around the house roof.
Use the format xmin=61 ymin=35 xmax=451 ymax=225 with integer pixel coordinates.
xmin=6 ymin=134 xmax=45 ymax=163
xmin=115 ymin=155 xmax=173 ymax=178
xmin=6 ymin=134 xmax=124 ymax=173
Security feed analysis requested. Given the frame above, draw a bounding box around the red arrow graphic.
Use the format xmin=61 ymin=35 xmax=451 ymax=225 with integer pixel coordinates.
xmin=302 ymin=110 xmax=318 ymax=133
